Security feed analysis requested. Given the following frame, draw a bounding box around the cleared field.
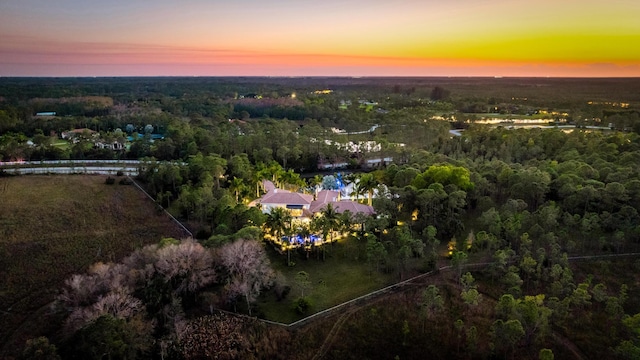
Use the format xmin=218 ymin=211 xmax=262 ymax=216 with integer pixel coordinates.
xmin=0 ymin=175 xmax=186 ymax=356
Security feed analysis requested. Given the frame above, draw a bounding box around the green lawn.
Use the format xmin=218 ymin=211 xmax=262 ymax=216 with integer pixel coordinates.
xmin=258 ymin=237 xmax=396 ymax=324
xmin=51 ymin=139 xmax=70 ymax=149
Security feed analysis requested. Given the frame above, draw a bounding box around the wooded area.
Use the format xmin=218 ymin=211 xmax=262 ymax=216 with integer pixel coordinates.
xmin=2 ymin=77 xmax=640 ymax=359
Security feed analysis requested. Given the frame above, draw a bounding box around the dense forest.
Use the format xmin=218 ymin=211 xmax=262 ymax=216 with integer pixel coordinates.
xmin=2 ymin=77 xmax=640 ymax=359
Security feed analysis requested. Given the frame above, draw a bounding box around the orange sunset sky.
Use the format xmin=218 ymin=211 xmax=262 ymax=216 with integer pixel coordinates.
xmin=1 ymin=0 xmax=639 ymax=77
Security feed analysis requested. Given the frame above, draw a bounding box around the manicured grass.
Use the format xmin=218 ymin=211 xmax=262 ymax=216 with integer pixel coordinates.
xmin=258 ymin=238 xmax=397 ymax=324
xmin=0 ymin=175 xmax=186 ymax=356
xmin=51 ymin=139 xmax=70 ymax=149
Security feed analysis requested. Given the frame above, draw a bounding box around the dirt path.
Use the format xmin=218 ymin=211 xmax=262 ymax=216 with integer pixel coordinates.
xmin=551 ymin=333 xmax=587 ymax=360
xmin=309 ymin=275 xmax=452 ymax=360
xmin=311 ymin=308 xmax=357 ymax=360
xmin=307 ymin=260 xmax=598 ymax=360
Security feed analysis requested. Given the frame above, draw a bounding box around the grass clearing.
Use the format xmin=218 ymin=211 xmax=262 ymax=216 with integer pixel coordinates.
xmin=51 ymin=138 xmax=70 ymax=149
xmin=258 ymin=238 xmax=398 ymax=324
xmin=0 ymin=175 xmax=185 ymax=356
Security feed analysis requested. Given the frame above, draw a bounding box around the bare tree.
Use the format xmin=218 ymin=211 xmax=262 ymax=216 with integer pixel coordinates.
xmin=58 ymin=260 xmax=143 ymax=333
xmin=219 ymin=239 xmax=275 ymax=316
xmin=155 ymin=238 xmax=217 ymax=296
xmin=57 ymin=239 xmax=216 ymax=338
xmin=92 ymin=290 xmax=144 ymax=320
xmin=58 ymin=261 xmax=133 ymax=309
xmin=88 ymin=262 xmax=133 ymax=293
xmin=122 ymin=244 xmax=160 ymax=284
xmin=58 ymin=274 xmax=102 ymax=310
xmin=64 ymin=288 xmax=145 ymax=333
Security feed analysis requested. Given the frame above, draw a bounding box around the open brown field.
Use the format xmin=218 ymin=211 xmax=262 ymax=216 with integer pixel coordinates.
xmin=0 ymin=175 xmax=186 ymax=356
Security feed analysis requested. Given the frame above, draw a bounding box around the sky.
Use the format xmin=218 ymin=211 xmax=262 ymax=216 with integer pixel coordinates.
xmin=1 ymin=0 xmax=639 ymax=77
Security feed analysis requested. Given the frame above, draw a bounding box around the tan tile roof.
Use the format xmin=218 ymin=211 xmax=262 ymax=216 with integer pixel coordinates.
xmin=262 ymin=180 xmax=276 ymax=193
xmin=260 ymin=189 xmax=313 ymax=206
xmin=254 ymin=186 xmax=374 ymax=217
xmin=331 ymin=201 xmax=375 ymax=215
xmin=309 ymin=190 xmax=340 ymax=213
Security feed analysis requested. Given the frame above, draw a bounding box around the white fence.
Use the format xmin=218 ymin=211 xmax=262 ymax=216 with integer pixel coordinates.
xmin=0 ymin=159 xmax=187 ymax=176
xmin=1 ymin=166 xmax=139 ymax=176
xmin=0 ymin=159 xmax=142 ymax=166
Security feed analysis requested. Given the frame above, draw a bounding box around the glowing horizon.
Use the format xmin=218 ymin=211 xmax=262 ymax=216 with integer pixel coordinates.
xmin=1 ymin=0 xmax=639 ymax=77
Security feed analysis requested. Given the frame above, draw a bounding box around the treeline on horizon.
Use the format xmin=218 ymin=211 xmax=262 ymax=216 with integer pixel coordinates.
xmin=1 ymin=76 xmax=640 ymax=164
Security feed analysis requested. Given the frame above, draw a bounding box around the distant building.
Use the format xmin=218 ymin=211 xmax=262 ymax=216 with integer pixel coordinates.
xmin=339 ymin=100 xmax=352 ymax=110
xmin=35 ymin=112 xmax=56 ymax=116
xmin=318 ymin=161 xmax=349 ymax=170
xmin=365 ymin=157 xmax=393 ymax=168
xmin=61 ymin=128 xmax=96 ymax=140
xmin=94 ymin=141 xmax=125 ymax=151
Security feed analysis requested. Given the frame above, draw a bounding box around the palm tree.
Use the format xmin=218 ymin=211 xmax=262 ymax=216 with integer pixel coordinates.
xmin=339 ymin=210 xmax=353 ymax=235
xmin=308 ymin=204 xmax=339 ymax=261
xmin=280 ymin=169 xmax=305 ymax=192
xmin=265 ymin=207 xmax=291 ymax=241
xmin=309 ymin=175 xmax=323 ymax=194
xmin=299 ymin=224 xmax=312 ymax=259
xmin=358 ymin=173 xmax=377 ymax=206
xmin=253 ymin=166 xmax=271 ymax=197
xmin=320 ymin=204 xmax=341 ymax=261
xmin=352 ymin=211 xmax=369 ymax=233
xmin=267 ymin=161 xmax=285 ymax=188
xmin=321 ymin=203 xmax=340 ymax=243
xmin=351 ymin=179 xmax=362 ymax=202
xmin=265 ymin=207 xmax=293 ymax=264
xmin=310 ymin=216 xmax=324 ymax=260
xmin=229 ymin=177 xmax=246 ymax=203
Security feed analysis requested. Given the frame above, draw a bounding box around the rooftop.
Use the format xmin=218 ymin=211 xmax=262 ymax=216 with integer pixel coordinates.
xmin=260 ymin=189 xmax=313 ymax=206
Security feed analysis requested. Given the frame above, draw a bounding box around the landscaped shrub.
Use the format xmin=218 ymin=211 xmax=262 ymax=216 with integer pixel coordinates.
xmin=203 ymin=234 xmax=231 ymax=248
xmin=273 ymin=272 xmax=291 ymax=301
xmin=276 ymin=285 xmax=291 ymax=301
xmin=105 ymin=177 xmax=115 ymax=185
xmin=119 ymin=178 xmax=133 ymax=185
xmin=292 ymin=297 xmax=312 ymax=315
